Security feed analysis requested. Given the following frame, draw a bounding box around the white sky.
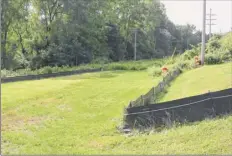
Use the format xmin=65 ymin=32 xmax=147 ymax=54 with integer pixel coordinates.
xmin=161 ymin=0 xmax=232 ymax=33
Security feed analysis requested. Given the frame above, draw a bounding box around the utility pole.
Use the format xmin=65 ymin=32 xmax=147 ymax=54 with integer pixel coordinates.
xmin=206 ymin=8 xmax=216 ymax=39
xmin=134 ymin=29 xmax=138 ymax=61
xmin=134 ymin=29 xmax=137 ymax=61
xmin=131 ymin=28 xmax=138 ymax=61
xmin=201 ymin=0 xmax=206 ymax=65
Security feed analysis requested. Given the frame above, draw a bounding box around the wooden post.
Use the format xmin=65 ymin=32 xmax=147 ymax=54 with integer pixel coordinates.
xmin=141 ymin=95 xmax=144 ymax=106
xmin=129 ymin=101 xmax=132 ymax=108
xmin=160 ymin=82 xmax=163 ymax=91
xmin=151 ymin=87 xmax=155 ymax=104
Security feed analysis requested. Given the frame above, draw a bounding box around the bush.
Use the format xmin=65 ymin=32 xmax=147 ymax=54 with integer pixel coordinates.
xmin=1 ymin=59 xmax=163 ymax=78
xmin=181 ymin=48 xmax=199 ymax=61
xmin=147 ymin=66 xmax=162 ymax=77
xmin=91 ymin=57 xmax=110 ymax=64
xmin=220 ymin=32 xmax=232 ymax=51
xmin=38 ymin=66 xmax=53 ymax=74
xmin=1 ymin=69 xmax=19 ymax=78
xmin=205 ymin=53 xmax=222 ymax=65
xmin=174 ymin=60 xmax=195 ymax=70
xmin=207 ymin=39 xmax=221 ymax=50
xmin=205 ymin=49 xmax=231 ymax=65
xmin=218 ymin=49 xmax=231 ymax=61
xmin=103 ymin=59 xmax=163 ymax=71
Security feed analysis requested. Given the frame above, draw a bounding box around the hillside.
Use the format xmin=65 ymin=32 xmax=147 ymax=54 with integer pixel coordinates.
xmin=160 ymin=63 xmax=232 ymax=102
xmin=2 ymin=32 xmax=232 ymax=154
xmin=2 ymin=0 xmax=232 ymax=154
xmin=2 ymin=62 xmax=232 ymax=154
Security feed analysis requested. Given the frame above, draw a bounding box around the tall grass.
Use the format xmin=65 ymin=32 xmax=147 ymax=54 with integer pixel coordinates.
xmin=104 ymin=59 xmax=165 ymax=71
xmin=1 ymin=59 xmax=166 ymax=78
xmin=1 ymin=64 xmax=102 ymax=78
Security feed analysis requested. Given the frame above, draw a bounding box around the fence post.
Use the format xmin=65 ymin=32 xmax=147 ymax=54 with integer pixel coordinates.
xmin=141 ymin=95 xmax=144 ymax=106
xmin=154 ymin=87 xmax=157 ymax=103
xmin=160 ymin=81 xmax=164 ymax=91
xmin=208 ymin=90 xmax=216 ymax=118
xmin=159 ymin=82 xmax=162 ymax=92
xmin=153 ymin=87 xmax=155 ymax=98
xmin=129 ymin=101 xmax=132 ymax=108
xmin=123 ymin=106 xmax=128 ymax=126
xmin=151 ymin=87 xmax=155 ymax=104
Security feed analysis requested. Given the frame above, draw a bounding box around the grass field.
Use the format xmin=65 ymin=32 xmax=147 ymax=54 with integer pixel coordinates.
xmin=2 ymin=63 xmax=232 ymax=154
xmin=160 ymin=62 xmax=232 ymax=102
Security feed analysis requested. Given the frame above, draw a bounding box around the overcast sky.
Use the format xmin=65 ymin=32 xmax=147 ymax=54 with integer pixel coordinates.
xmin=161 ymin=0 xmax=232 ymax=33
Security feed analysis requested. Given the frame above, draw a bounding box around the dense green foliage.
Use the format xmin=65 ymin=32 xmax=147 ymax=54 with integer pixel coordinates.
xmin=1 ymin=0 xmax=203 ymax=70
xmin=1 ymin=59 xmax=165 ymax=77
xmin=180 ymin=33 xmax=232 ymax=65
xmin=2 ymin=31 xmax=231 ymax=78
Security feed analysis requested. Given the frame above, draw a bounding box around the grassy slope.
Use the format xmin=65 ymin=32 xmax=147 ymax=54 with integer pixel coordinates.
xmin=2 ymin=63 xmax=232 ymax=154
xmin=161 ymin=62 xmax=232 ymax=102
xmin=2 ymin=71 xmax=161 ymax=154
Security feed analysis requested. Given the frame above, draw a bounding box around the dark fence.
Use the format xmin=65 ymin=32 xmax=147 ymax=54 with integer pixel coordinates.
xmin=129 ymin=67 xmax=182 ymax=108
xmin=2 ymin=68 xmax=102 ymax=83
xmin=124 ymin=88 xmax=232 ymax=129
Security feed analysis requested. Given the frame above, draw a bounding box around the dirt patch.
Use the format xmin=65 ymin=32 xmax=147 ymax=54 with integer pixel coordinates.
xmin=39 ymin=98 xmax=61 ymax=106
xmin=2 ymin=114 xmax=48 ymax=131
xmin=88 ymin=140 xmax=104 ymax=149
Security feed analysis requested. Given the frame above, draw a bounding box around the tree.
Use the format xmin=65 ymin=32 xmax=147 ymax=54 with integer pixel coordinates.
xmin=0 ymin=0 xmax=203 ymax=70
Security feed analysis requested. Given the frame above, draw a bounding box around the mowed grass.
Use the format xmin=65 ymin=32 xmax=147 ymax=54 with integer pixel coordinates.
xmin=160 ymin=62 xmax=232 ymax=102
xmin=2 ymin=71 xmax=162 ymax=154
xmin=2 ymin=63 xmax=232 ymax=154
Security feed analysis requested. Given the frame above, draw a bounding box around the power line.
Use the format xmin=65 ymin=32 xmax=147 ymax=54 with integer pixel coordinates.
xmin=206 ymin=8 xmax=217 ymax=39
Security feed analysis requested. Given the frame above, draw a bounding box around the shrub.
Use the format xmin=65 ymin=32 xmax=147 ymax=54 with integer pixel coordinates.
xmin=182 ymin=48 xmax=199 ymax=61
xmin=103 ymin=59 xmax=162 ymax=71
xmin=147 ymin=66 xmax=162 ymax=77
xmin=174 ymin=60 xmax=194 ymax=70
xmin=220 ymin=32 xmax=232 ymax=51
xmin=207 ymin=39 xmax=221 ymax=50
xmin=205 ymin=48 xmax=231 ymax=65
xmin=37 ymin=66 xmax=53 ymax=74
xmin=1 ymin=69 xmax=19 ymax=78
xmin=218 ymin=49 xmax=231 ymax=61
xmin=205 ymin=53 xmax=222 ymax=65
xmin=91 ymin=57 xmax=110 ymax=64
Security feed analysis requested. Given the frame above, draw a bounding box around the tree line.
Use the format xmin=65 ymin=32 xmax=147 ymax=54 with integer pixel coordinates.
xmin=1 ymin=0 xmax=206 ymax=70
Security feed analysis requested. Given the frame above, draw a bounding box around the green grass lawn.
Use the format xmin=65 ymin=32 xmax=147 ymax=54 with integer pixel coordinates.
xmin=2 ymin=71 xmax=161 ymax=154
xmin=2 ymin=63 xmax=232 ymax=154
xmin=160 ymin=62 xmax=232 ymax=102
